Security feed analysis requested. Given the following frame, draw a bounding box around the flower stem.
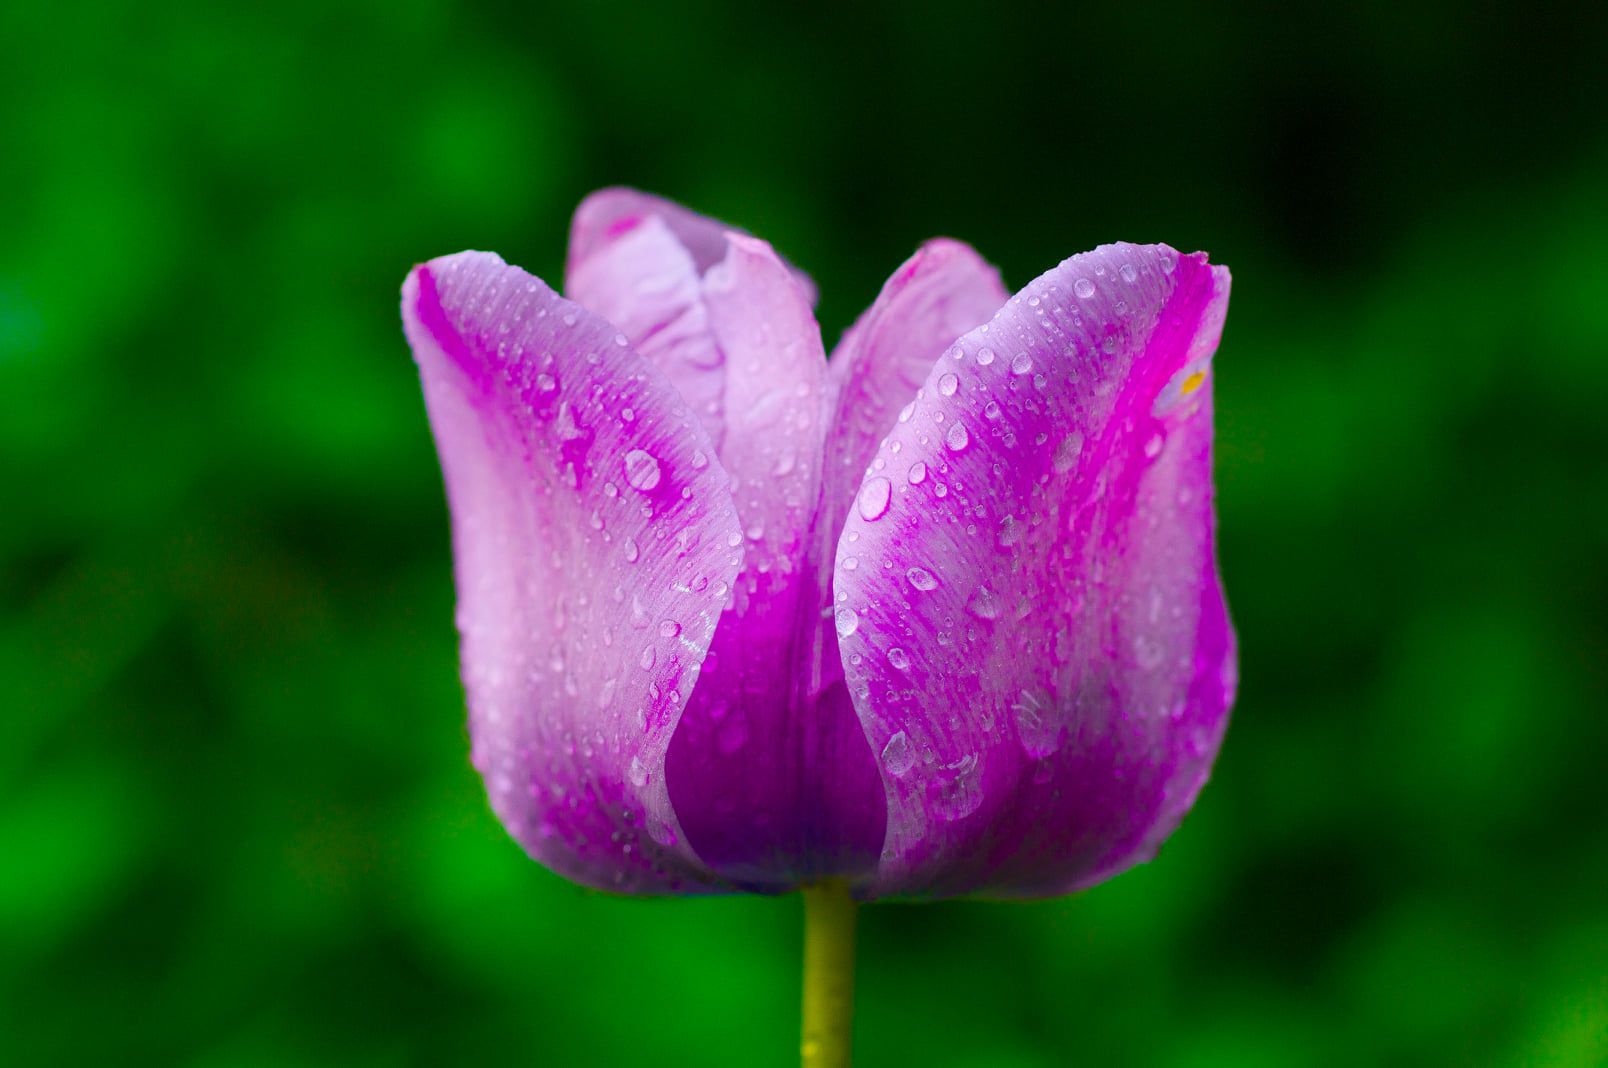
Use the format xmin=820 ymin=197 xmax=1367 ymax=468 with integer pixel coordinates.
xmin=800 ymin=879 xmax=857 ymax=1067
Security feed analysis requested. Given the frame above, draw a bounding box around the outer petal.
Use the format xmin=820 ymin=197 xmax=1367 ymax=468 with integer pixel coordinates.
xmin=402 ymin=251 xmax=744 ymax=894
xmin=834 ymin=243 xmax=1235 ymax=899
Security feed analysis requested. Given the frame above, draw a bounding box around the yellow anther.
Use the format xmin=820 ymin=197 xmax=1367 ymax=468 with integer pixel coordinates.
xmin=1180 ymin=369 xmax=1208 ymax=395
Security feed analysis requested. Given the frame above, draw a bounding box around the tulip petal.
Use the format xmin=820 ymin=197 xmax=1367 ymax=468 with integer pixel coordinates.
xmin=663 ymin=234 xmax=885 ymax=887
xmin=566 ymin=213 xmax=730 ymax=447
xmin=568 ymin=186 xmax=818 ymax=307
xmin=823 ymin=239 xmax=1009 ymax=541
xmin=834 ymin=244 xmax=1235 ymax=898
xmin=402 ymin=251 xmax=744 ymax=894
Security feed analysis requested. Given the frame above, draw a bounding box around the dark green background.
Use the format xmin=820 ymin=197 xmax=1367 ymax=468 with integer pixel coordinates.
xmin=4 ymin=2 xmax=1605 ymax=1065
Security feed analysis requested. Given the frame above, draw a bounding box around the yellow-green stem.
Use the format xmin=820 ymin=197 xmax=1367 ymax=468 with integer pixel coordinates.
xmin=800 ymin=880 xmax=857 ymax=1068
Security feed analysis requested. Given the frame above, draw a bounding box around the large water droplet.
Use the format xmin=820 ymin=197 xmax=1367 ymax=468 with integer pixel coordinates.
xmin=906 ymin=566 xmax=939 ymax=591
xmin=997 ymin=514 xmax=1023 ymax=548
xmin=623 ymin=537 xmax=640 ymax=563
xmin=932 ymin=753 xmax=982 ymax=820
xmin=834 ymin=606 xmax=860 ymax=638
xmin=659 ymin=619 xmax=681 ymax=639
xmin=1119 ymin=263 xmax=1138 ymax=283
xmin=857 ymin=476 xmax=893 ymax=521
xmin=628 ymin=756 xmax=650 ymax=787
xmin=976 ymin=346 xmax=996 ymax=366
xmin=881 ymin=731 xmax=916 ymax=776
xmin=966 ymin=585 xmax=1003 ymax=620
xmin=624 ymin=449 xmax=662 ymax=491
xmin=1052 ymin=431 xmax=1084 ymax=474
xmin=937 ymin=372 xmax=959 ymax=396
xmin=1010 ymin=352 xmax=1033 ymax=376
xmin=945 ymin=421 xmax=970 ymax=452
xmin=1074 ymin=277 xmax=1096 ymax=299
xmin=1011 ymin=690 xmax=1061 ymax=758
xmin=887 ymin=647 xmax=911 ymax=671
xmin=907 ymin=460 xmax=928 ymax=485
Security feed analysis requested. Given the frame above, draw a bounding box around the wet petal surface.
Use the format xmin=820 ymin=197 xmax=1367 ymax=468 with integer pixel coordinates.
xmin=833 ymin=243 xmax=1236 ymax=898
xmin=403 ymin=251 xmax=743 ymax=893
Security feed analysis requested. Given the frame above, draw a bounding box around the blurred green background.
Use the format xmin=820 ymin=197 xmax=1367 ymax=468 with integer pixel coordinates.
xmin=3 ymin=2 xmax=1605 ymax=1065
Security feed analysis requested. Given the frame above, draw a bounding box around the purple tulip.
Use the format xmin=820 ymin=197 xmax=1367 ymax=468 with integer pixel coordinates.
xmin=400 ymin=189 xmax=1235 ymax=902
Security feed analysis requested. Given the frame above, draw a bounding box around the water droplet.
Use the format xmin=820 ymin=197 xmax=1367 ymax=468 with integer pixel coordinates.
xmin=887 ymin=647 xmax=911 ymax=671
xmin=932 ymin=753 xmax=982 ymax=820
xmin=1011 ymin=690 xmax=1061 ymax=758
xmin=640 ymin=645 xmax=657 ymax=670
xmin=1074 ymin=277 xmax=1096 ymax=299
xmin=623 ymin=537 xmax=640 ymax=563
xmin=858 ymin=476 xmax=893 ymax=521
xmin=907 ymin=460 xmax=928 ymax=485
xmin=1144 ymin=433 xmax=1163 ymax=458
xmin=841 ymin=555 xmax=859 ymax=571
xmin=906 ymin=566 xmax=939 ymax=591
xmin=1119 ymin=263 xmax=1137 ymax=283
xmin=624 ymin=449 xmax=662 ymax=491
xmin=937 ymin=372 xmax=959 ymax=396
xmin=628 ymin=756 xmax=650 ymax=787
xmin=997 ymin=514 xmax=1023 ymax=548
xmin=881 ymin=731 xmax=916 ymax=776
xmin=966 ymin=585 xmax=1003 ymax=620
xmin=691 ymin=449 xmax=709 ymax=470
xmin=1010 ymin=352 xmax=1033 ymax=375
xmin=976 ymin=346 xmax=996 ymax=366
xmin=945 ymin=422 xmax=970 ymax=452
xmin=1052 ymin=431 xmax=1084 ymax=474
xmin=834 ymin=606 xmax=860 ymax=638
xmin=659 ymin=620 xmax=681 ymax=639
xmin=535 ymin=372 xmax=557 ymax=393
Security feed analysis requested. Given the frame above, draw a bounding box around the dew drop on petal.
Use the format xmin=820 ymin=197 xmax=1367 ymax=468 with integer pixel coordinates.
xmin=1074 ymin=277 xmax=1096 ymax=299
xmin=628 ymin=756 xmax=650 ymax=787
xmin=659 ymin=619 xmax=681 ymax=639
xmin=1052 ymin=431 xmax=1084 ymax=474
xmin=624 ymin=449 xmax=662 ymax=491
xmin=640 ymin=645 xmax=657 ymax=670
xmin=966 ymin=585 xmax=1003 ymax=620
xmin=1119 ymin=263 xmax=1138 ymax=283
xmin=834 ymin=606 xmax=860 ymax=638
xmin=906 ymin=566 xmax=939 ymax=591
xmin=887 ymin=647 xmax=911 ymax=671
xmin=907 ymin=460 xmax=928 ymax=485
xmin=623 ymin=537 xmax=640 ymax=563
xmin=976 ymin=346 xmax=996 ymax=366
xmin=858 ymin=476 xmax=893 ymax=521
xmin=945 ymin=421 xmax=970 ymax=452
xmin=997 ymin=513 xmax=1023 ymax=548
xmin=937 ymin=372 xmax=959 ymax=396
xmin=881 ymin=731 xmax=916 ymax=777
xmin=1010 ymin=352 xmax=1033 ymax=376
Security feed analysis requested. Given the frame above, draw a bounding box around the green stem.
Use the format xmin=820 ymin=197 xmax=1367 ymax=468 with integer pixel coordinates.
xmin=800 ymin=880 xmax=858 ymax=1068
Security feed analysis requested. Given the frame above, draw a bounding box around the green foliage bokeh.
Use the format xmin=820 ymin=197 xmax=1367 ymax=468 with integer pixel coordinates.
xmin=2 ymin=2 xmax=1605 ymax=1065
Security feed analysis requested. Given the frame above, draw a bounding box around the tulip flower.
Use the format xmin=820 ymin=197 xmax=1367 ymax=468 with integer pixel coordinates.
xmin=401 ymin=189 xmax=1234 ymax=1066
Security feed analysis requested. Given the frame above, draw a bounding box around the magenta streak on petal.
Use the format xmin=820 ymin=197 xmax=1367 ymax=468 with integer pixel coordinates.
xmin=566 ymin=198 xmax=884 ymax=888
xmin=662 ymin=234 xmax=884 ymax=888
xmin=402 ymin=251 xmax=744 ymax=894
xmin=833 ymin=243 xmax=1235 ymax=899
